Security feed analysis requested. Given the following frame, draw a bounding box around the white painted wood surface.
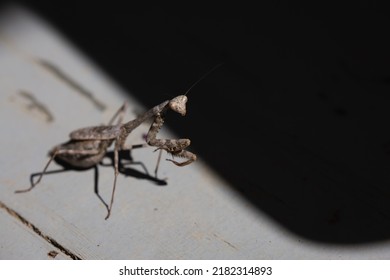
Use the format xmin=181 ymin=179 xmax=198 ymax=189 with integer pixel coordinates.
xmin=0 ymin=202 xmax=70 ymax=260
xmin=1 ymin=4 xmax=390 ymax=259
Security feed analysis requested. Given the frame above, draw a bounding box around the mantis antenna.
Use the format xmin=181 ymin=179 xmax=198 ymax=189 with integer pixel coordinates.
xmin=184 ymin=63 xmax=223 ymax=95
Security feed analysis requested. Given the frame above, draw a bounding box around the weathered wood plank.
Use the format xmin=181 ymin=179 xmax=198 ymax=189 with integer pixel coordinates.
xmin=0 ymin=202 xmax=71 ymax=260
xmin=1 ymin=4 xmax=390 ymax=260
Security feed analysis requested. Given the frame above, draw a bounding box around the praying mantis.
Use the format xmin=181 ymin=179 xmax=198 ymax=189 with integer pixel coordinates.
xmin=15 ymin=94 xmax=195 ymax=219
xmin=15 ymin=64 xmax=220 ymax=219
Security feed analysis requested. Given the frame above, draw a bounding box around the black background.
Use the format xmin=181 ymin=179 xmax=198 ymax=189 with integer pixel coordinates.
xmin=4 ymin=1 xmax=390 ymax=244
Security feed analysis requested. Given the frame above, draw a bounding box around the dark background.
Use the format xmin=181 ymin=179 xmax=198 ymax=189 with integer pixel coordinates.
xmin=5 ymin=2 xmax=390 ymax=244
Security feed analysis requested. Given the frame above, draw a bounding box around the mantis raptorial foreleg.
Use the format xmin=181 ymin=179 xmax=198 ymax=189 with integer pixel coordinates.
xmin=146 ymin=112 xmax=196 ymax=168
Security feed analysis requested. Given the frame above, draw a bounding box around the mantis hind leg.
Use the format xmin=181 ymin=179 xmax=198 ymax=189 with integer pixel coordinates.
xmin=15 ymin=147 xmax=101 ymax=193
xmin=15 ymin=151 xmax=58 ymax=193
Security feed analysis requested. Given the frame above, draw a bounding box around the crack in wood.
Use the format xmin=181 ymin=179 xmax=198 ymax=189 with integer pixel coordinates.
xmin=36 ymin=59 xmax=107 ymax=111
xmin=18 ymin=90 xmax=54 ymax=122
xmin=0 ymin=33 xmax=106 ymax=112
xmin=47 ymin=250 xmax=59 ymax=258
xmin=0 ymin=200 xmax=82 ymax=260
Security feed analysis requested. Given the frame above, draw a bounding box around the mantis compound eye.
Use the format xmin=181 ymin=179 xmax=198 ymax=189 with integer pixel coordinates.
xmin=169 ymin=95 xmax=187 ymax=116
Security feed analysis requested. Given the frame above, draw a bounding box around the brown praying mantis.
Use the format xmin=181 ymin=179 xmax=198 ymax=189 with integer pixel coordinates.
xmin=15 ymin=64 xmax=221 ymax=219
xmin=15 ymin=95 xmax=194 ymax=219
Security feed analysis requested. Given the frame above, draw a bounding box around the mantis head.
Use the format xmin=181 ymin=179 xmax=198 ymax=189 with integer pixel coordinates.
xmin=169 ymin=95 xmax=188 ymax=116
